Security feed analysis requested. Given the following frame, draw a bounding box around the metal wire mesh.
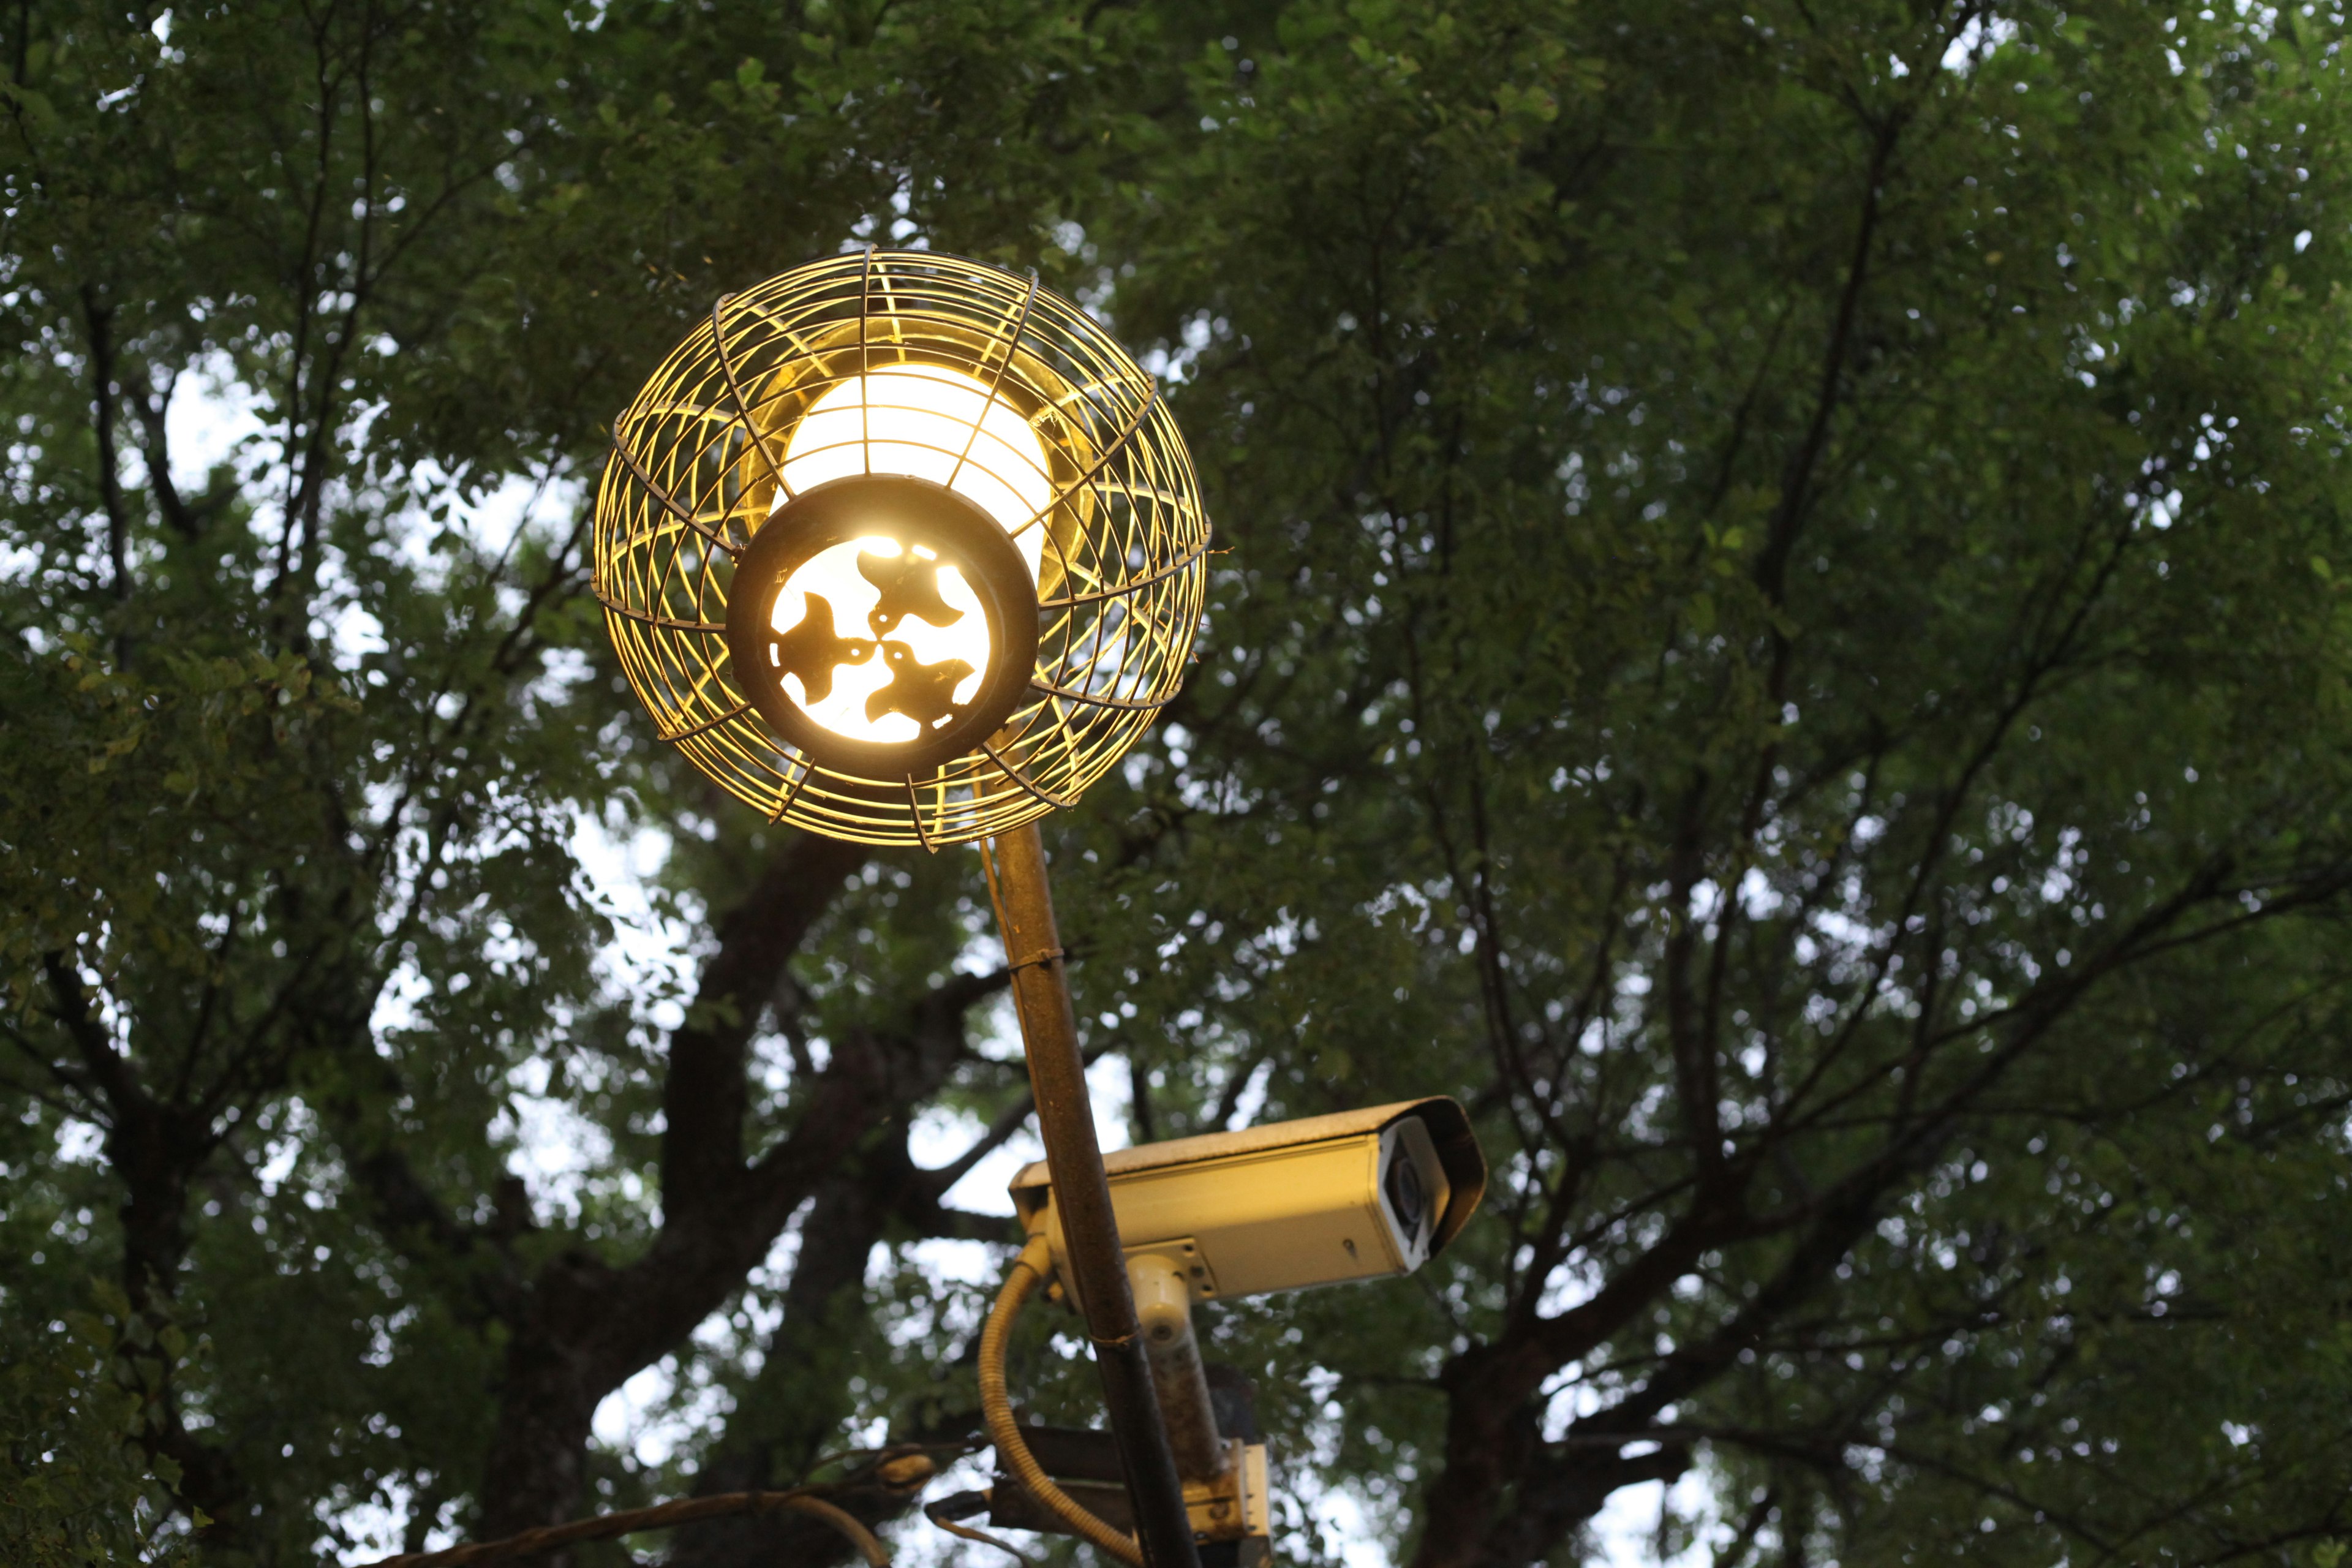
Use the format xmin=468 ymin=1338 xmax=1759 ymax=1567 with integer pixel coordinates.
xmin=592 ymin=249 xmax=1210 ymax=847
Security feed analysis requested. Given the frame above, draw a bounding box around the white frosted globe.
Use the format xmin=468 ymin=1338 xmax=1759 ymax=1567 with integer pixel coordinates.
xmin=780 ymin=363 xmax=1055 ymax=582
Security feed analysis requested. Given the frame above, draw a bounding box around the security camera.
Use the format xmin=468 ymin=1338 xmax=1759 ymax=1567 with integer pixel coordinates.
xmin=985 ymin=1098 xmax=1487 ymax=1555
xmin=1007 ymin=1096 xmax=1487 ymax=1304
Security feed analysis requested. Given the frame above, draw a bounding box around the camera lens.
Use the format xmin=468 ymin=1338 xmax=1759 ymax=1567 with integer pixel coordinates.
xmin=1384 ymin=1148 xmax=1427 ymax=1240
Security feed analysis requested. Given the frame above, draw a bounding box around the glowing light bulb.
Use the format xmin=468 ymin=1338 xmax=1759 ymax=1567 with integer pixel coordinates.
xmin=780 ymin=363 xmax=1055 ymax=580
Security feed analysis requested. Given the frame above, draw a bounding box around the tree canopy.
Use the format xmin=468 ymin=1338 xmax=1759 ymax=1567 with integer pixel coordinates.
xmin=8 ymin=2 xmax=2352 ymax=1566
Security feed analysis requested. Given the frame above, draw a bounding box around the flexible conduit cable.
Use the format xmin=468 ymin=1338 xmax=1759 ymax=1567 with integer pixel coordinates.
xmin=980 ymin=1237 xmax=1147 ymax=1566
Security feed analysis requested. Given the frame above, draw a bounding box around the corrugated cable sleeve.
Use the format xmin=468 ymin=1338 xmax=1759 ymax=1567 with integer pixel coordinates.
xmin=979 ymin=1237 xmax=1145 ymax=1567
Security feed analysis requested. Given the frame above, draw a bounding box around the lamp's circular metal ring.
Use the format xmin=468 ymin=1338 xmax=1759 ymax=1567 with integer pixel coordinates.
xmin=593 ymin=247 xmax=1212 ymax=848
xmin=723 ymin=475 xmax=1040 ymax=779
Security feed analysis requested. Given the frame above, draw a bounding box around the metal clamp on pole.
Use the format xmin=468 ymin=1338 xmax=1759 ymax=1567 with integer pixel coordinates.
xmin=986 ymin=824 xmax=1202 ymax=1568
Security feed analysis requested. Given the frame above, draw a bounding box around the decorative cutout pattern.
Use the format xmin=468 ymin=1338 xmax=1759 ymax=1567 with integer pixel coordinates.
xmin=767 ymin=594 xmax=875 ymax=705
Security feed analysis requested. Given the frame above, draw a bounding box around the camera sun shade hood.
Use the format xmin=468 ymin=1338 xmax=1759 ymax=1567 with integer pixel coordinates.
xmin=1008 ymin=1096 xmax=1488 ymax=1259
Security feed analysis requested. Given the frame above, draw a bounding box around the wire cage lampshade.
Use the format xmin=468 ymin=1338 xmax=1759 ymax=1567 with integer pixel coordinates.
xmin=593 ymin=249 xmax=1210 ymax=848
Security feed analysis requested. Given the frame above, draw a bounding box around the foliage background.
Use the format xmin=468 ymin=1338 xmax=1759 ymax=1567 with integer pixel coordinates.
xmin=7 ymin=2 xmax=2352 ymax=1566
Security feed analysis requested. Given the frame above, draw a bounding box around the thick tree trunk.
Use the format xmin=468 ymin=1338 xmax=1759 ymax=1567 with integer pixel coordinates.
xmin=667 ymin=1149 xmax=914 ymax=1568
xmin=110 ymin=1095 xmax=251 ymax=1537
xmin=471 ymin=832 xmax=866 ymax=1536
xmin=40 ymin=949 xmax=250 ymax=1539
xmin=470 ymin=833 xmax=1006 ymax=1543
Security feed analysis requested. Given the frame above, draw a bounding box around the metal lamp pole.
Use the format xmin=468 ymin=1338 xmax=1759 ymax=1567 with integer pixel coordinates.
xmin=988 ymin=823 xmax=1202 ymax=1568
xmin=594 ymin=249 xmax=1217 ymax=1567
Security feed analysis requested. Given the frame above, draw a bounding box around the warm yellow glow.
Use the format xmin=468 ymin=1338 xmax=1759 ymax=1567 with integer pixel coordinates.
xmin=780 ymin=363 xmax=1054 ymax=579
xmin=769 ymin=538 xmax=990 ymax=745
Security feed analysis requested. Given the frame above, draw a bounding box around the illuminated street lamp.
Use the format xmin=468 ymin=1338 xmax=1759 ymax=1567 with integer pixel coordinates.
xmin=594 ymin=249 xmax=1212 ymax=1567
xmin=595 ymin=247 xmax=1207 ymax=848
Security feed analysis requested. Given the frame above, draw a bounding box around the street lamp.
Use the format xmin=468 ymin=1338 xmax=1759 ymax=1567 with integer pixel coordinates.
xmin=594 ymin=248 xmax=1212 ymax=1568
xmin=594 ymin=246 xmax=1207 ymax=848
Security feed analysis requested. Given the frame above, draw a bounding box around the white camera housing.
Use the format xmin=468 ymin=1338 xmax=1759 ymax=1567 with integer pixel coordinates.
xmin=1008 ymin=1097 xmax=1487 ymax=1305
